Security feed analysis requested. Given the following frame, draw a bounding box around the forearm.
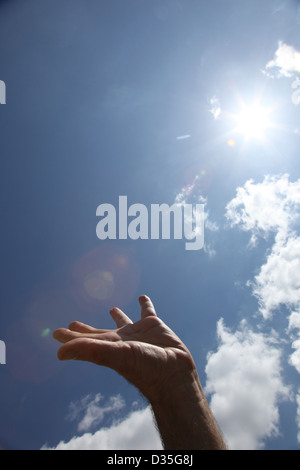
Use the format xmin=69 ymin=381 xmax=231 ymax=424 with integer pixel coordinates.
xmin=149 ymin=370 xmax=226 ymax=450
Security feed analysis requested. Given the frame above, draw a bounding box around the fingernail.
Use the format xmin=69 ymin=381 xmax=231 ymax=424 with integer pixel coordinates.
xmin=58 ymin=350 xmax=78 ymax=361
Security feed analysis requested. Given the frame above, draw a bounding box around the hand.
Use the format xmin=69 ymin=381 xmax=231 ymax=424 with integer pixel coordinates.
xmin=53 ymin=295 xmax=197 ymax=403
xmin=53 ymin=295 xmax=227 ymax=450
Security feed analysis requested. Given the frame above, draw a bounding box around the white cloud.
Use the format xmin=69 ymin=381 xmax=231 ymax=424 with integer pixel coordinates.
xmin=225 ymin=174 xmax=300 ymax=442
xmin=67 ymin=393 xmax=125 ymax=433
xmin=288 ymin=310 xmax=300 ymax=331
xmin=205 ymin=319 xmax=290 ymax=450
xmin=288 ymin=311 xmax=300 ymax=375
xmin=290 ymin=338 xmax=300 ymax=375
xmin=251 ymin=236 xmax=300 ymax=319
xmin=225 ymin=174 xmax=300 ymax=246
xmin=42 ymin=404 xmax=162 ymax=450
xmin=264 ymin=41 xmax=300 ymax=78
xmin=225 ymin=174 xmax=300 ymax=319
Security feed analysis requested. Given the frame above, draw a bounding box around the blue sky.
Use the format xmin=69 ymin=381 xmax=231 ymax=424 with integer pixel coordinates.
xmin=0 ymin=0 xmax=300 ymax=450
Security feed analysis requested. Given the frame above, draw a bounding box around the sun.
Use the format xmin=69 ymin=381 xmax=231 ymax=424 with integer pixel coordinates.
xmin=233 ymin=101 xmax=272 ymax=141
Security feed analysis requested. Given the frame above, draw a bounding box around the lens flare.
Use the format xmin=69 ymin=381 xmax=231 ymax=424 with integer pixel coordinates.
xmin=84 ymin=270 xmax=114 ymax=301
xmin=4 ymin=245 xmax=140 ymax=383
xmin=227 ymin=138 xmax=236 ymax=147
xmin=70 ymin=245 xmax=140 ymax=312
xmin=41 ymin=328 xmax=51 ymax=338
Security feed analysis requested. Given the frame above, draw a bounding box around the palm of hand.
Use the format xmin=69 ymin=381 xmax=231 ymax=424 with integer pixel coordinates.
xmin=53 ymin=296 xmax=195 ymax=401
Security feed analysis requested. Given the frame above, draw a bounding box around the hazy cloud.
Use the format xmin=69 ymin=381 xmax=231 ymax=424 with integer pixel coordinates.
xmin=67 ymin=393 xmax=125 ymax=433
xmin=264 ymin=41 xmax=300 ymax=78
xmin=174 ymin=177 xmax=218 ymax=257
xmin=209 ymin=95 xmax=221 ymax=120
xmin=176 ymin=134 xmax=191 ymax=140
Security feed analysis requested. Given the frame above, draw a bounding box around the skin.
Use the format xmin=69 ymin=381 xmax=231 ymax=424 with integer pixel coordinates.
xmin=53 ymin=295 xmax=226 ymax=450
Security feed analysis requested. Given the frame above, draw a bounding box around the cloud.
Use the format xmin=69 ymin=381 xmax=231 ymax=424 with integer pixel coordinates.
xmin=290 ymin=338 xmax=300 ymax=375
xmin=264 ymin=41 xmax=300 ymax=78
xmin=224 ymin=174 xmax=300 ymax=443
xmin=174 ymin=175 xmax=206 ymax=205
xmin=225 ymin=174 xmax=300 ymax=246
xmin=205 ymin=218 xmax=219 ymax=232
xmin=42 ymin=403 xmax=162 ymax=450
xmin=203 ymin=243 xmax=216 ymax=258
xmin=225 ymin=174 xmax=300 ymax=318
xmin=176 ymin=134 xmax=191 ymax=140
xmin=205 ymin=319 xmax=290 ymax=450
xmin=67 ymin=393 xmax=125 ymax=433
xmin=173 ymin=177 xmax=219 ymax=256
xmin=251 ymin=236 xmax=300 ymax=319
xmin=46 ymin=173 xmax=300 ymax=450
xmin=288 ymin=310 xmax=300 ymax=375
xmin=209 ymin=95 xmax=221 ymax=120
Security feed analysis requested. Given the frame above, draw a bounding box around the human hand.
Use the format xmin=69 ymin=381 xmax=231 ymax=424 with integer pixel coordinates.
xmin=53 ymin=295 xmax=227 ymax=450
xmin=53 ymin=295 xmax=197 ymax=403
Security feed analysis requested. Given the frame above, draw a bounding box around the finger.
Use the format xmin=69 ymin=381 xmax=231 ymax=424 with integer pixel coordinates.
xmin=52 ymin=328 xmax=118 ymax=344
xmin=139 ymin=295 xmax=157 ymax=319
xmin=110 ymin=307 xmax=133 ymax=328
xmin=53 ymin=328 xmax=88 ymax=344
xmin=56 ymin=337 xmax=128 ymax=373
xmin=68 ymin=321 xmax=110 ymax=334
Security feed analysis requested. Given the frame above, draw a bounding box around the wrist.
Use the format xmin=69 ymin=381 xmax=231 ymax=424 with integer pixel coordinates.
xmin=148 ymin=366 xmax=226 ymax=450
xmin=149 ymin=367 xmax=205 ymax=410
xmin=147 ymin=352 xmax=203 ymax=407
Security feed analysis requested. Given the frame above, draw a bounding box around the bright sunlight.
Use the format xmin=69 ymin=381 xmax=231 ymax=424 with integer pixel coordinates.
xmin=233 ymin=102 xmax=272 ymax=140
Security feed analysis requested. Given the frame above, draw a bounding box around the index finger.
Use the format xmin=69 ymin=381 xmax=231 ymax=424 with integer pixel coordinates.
xmin=139 ymin=295 xmax=157 ymax=319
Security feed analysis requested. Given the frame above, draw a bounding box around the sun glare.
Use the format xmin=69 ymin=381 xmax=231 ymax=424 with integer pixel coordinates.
xmin=234 ymin=102 xmax=271 ymax=140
